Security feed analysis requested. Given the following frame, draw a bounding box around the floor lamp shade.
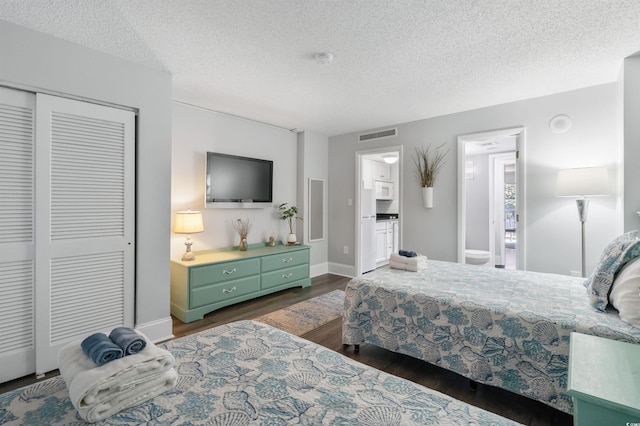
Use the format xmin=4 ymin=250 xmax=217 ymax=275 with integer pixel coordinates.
xmin=555 ymin=167 xmax=610 ymax=198
xmin=174 ymin=210 xmax=204 ymax=261
xmin=556 ymin=167 xmax=609 ymax=278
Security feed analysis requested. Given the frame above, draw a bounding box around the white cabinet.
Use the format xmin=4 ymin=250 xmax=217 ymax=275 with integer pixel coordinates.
xmin=375 ymin=220 xmax=399 ymax=267
xmin=373 ymin=161 xmax=391 ymax=181
xmin=362 ymin=159 xmax=373 ymax=189
xmin=392 ymin=221 xmax=399 ymax=254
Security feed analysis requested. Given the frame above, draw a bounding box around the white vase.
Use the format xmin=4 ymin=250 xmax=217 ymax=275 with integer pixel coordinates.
xmin=422 ymin=187 xmax=434 ymax=208
xmin=287 ymin=233 xmax=297 ymax=244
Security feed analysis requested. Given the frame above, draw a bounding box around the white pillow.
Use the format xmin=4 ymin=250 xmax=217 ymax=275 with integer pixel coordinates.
xmin=609 ymin=257 xmax=640 ymax=328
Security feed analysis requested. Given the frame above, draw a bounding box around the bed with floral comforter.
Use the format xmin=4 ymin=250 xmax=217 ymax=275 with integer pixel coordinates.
xmin=342 ymin=258 xmax=640 ymax=414
xmin=0 ymin=320 xmax=519 ymax=425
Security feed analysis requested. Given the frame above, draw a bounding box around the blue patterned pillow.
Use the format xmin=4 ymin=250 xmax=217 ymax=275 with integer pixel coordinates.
xmin=585 ymin=230 xmax=640 ymax=311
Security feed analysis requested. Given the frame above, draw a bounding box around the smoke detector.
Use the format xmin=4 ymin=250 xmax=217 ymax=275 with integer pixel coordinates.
xmin=315 ymin=52 xmax=334 ymax=65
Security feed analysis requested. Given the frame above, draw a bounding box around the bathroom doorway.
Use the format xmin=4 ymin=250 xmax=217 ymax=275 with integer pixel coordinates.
xmin=457 ymin=127 xmax=526 ymax=270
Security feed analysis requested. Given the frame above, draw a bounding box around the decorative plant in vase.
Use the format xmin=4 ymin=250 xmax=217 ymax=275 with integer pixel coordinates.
xmin=278 ymin=203 xmax=302 ymax=244
xmin=232 ymin=218 xmax=252 ymax=251
xmin=412 ymin=142 xmax=450 ymax=208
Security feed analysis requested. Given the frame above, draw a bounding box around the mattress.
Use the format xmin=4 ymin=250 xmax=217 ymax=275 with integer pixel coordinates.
xmin=342 ymin=258 xmax=640 ymax=413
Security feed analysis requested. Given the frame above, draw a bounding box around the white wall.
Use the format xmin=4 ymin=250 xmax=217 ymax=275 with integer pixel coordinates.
xmin=623 ymin=55 xmax=640 ymax=231
xmin=328 ymin=83 xmax=621 ymax=276
xmin=0 ymin=20 xmax=173 ymax=340
xmin=297 ymin=131 xmax=329 ymax=276
xmin=465 ymin=153 xmax=490 ymax=251
xmin=171 ymin=103 xmax=298 ymax=257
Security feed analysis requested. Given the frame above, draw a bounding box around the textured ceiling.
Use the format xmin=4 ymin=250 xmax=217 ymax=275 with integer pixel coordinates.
xmin=2 ymin=1 xmax=640 ymax=136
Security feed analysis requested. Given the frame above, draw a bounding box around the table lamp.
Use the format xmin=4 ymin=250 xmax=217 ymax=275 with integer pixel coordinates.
xmin=174 ymin=210 xmax=204 ymax=261
xmin=556 ymin=167 xmax=609 ymax=277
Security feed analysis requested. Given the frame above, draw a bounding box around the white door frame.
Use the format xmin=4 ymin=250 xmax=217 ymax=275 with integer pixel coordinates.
xmin=355 ymin=145 xmax=403 ymax=276
xmin=457 ymin=127 xmax=526 ymax=269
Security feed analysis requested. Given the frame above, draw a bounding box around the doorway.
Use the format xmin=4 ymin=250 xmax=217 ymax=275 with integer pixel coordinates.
xmin=457 ymin=128 xmax=525 ymax=270
xmin=355 ymin=146 xmax=403 ymax=276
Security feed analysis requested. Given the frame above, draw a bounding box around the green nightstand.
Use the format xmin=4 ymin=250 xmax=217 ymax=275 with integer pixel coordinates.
xmin=567 ymin=332 xmax=640 ymax=425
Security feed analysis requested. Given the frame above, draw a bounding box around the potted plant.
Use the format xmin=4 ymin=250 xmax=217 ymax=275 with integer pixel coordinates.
xmin=412 ymin=142 xmax=450 ymax=208
xmin=278 ymin=203 xmax=302 ymax=244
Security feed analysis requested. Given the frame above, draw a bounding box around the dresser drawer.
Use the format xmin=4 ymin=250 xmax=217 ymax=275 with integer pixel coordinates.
xmin=190 ymin=276 xmax=261 ymax=309
xmin=190 ymin=258 xmax=260 ymax=287
xmin=261 ymin=250 xmax=310 ymax=273
xmin=261 ymin=264 xmax=309 ymax=289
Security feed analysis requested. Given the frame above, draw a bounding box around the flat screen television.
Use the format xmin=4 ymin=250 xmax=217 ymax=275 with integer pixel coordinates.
xmin=205 ymin=152 xmax=273 ymax=208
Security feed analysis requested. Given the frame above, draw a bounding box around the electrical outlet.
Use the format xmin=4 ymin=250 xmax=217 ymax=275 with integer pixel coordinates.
xmin=570 ymin=271 xmax=581 ymax=277
xmin=343 ymin=245 xmax=349 ymax=254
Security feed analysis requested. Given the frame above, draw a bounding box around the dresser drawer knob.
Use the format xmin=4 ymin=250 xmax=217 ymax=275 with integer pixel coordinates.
xmin=282 ymin=257 xmax=293 ymax=263
xmin=222 ymin=286 xmax=237 ymax=293
xmin=223 ymin=268 xmax=237 ymax=275
xmin=282 ymin=273 xmax=293 ymax=279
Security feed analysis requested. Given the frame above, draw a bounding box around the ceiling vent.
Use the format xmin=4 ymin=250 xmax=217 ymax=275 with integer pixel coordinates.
xmin=358 ymin=128 xmax=398 ymax=142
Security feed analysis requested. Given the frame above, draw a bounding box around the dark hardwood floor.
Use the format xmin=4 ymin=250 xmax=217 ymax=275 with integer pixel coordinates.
xmin=0 ymin=273 xmax=572 ymax=425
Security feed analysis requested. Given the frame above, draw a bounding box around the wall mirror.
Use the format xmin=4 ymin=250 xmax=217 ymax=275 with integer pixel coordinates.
xmin=308 ymin=178 xmax=325 ymax=241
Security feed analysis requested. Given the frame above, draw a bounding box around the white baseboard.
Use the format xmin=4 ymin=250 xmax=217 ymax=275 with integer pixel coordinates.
xmin=310 ymin=261 xmax=329 ymax=277
xmin=328 ymin=262 xmax=356 ymax=278
xmin=136 ymin=316 xmax=174 ymax=344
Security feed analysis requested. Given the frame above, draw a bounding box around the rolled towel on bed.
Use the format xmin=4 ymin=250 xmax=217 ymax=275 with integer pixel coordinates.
xmin=109 ymin=327 xmax=147 ymax=355
xmin=390 ymin=252 xmax=419 ymax=266
xmin=389 ymin=259 xmax=419 ymax=272
xmin=81 ymin=333 xmax=123 ymax=366
xmin=399 ymin=249 xmax=417 ymax=258
xmin=58 ymin=333 xmax=176 ymax=422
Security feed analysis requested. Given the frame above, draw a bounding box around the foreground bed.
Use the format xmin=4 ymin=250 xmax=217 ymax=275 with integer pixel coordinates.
xmin=0 ymin=320 xmax=519 ymax=425
xmin=342 ymin=258 xmax=640 ymax=414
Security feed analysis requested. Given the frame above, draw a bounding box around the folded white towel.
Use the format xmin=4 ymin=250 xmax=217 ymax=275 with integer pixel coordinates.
xmin=58 ymin=333 xmax=176 ymax=422
xmin=77 ymin=368 xmax=177 ymax=422
xmin=390 ymin=252 xmax=419 ymax=266
xmin=389 ymin=259 xmax=419 ymax=272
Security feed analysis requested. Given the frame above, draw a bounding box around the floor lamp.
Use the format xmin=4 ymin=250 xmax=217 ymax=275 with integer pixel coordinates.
xmin=556 ymin=167 xmax=609 ymax=277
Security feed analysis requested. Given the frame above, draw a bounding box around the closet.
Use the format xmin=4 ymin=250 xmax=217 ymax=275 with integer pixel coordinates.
xmin=0 ymin=87 xmax=135 ymax=382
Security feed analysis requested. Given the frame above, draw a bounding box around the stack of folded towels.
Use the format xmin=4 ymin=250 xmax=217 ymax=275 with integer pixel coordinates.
xmin=58 ymin=327 xmax=177 ymax=423
xmin=389 ymin=249 xmax=421 ymax=272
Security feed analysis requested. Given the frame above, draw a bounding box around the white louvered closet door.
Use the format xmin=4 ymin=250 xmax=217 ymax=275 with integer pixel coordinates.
xmin=34 ymin=94 xmax=135 ymax=375
xmin=0 ymin=87 xmax=36 ymax=383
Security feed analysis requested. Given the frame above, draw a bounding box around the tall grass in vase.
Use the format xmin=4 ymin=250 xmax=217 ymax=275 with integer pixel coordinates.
xmin=412 ymin=143 xmax=450 ymax=208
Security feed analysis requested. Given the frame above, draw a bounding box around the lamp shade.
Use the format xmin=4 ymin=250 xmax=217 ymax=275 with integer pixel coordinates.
xmin=555 ymin=167 xmax=610 ymax=197
xmin=174 ymin=210 xmax=204 ymax=234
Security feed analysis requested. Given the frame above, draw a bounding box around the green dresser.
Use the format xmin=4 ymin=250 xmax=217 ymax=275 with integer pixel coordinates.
xmin=170 ymin=243 xmax=311 ymax=323
xmin=567 ymin=332 xmax=640 ymax=425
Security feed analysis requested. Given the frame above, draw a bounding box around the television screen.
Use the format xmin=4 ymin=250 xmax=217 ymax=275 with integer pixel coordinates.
xmin=206 ymin=152 xmax=273 ymax=205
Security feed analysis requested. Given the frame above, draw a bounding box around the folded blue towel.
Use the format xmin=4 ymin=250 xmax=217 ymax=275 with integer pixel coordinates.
xmin=399 ymin=249 xmax=417 ymax=258
xmin=80 ymin=333 xmax=123 ymax=366
xmin=109 ymin=327 xmax=147 ymax=355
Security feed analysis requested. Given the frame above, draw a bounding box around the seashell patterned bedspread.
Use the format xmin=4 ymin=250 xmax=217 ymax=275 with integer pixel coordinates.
xmin=0 ymin=320 xmax=520 ymax=425
xmin=342 ymin=258 xmax=640 ymax=414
